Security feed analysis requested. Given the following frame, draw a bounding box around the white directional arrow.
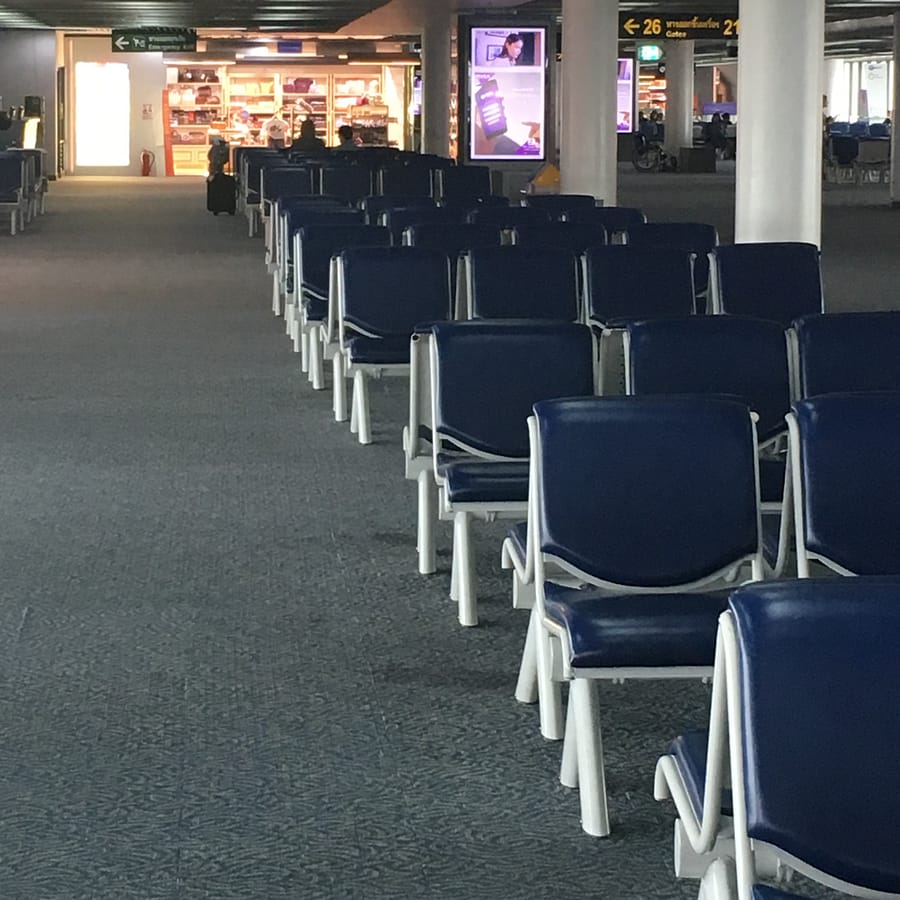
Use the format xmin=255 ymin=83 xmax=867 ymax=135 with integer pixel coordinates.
xmin=623 ymin=17 xmax=641 ymax=36
xmin=114 ymin=35 xmax=129 ymax=50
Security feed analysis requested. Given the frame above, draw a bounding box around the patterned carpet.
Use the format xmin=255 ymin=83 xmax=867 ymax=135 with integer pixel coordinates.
xmin=1 ymin=174 xmax=894 ymax=899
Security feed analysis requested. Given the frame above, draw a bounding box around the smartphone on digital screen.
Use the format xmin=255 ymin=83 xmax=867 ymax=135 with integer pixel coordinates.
xmin=475 ymin=79 xmax=508 ymax=139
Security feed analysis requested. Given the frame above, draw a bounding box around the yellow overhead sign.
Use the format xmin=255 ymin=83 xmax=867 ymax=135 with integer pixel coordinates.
xmin=619 ymin=14 xmax=739 ymax=41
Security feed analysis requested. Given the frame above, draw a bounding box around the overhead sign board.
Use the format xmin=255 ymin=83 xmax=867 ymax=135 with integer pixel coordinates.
xmin=111 ymin=29 xmax=197 ymax=53
xmin=619 ymin=14 xmax=739 ymax=41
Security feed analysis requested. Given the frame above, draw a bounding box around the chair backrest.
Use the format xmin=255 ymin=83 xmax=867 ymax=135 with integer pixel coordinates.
xmin=383 ymin=205 xmax=467 ymax=242
xmin=848 ymin=120 xmax=869 ymax=137
xmin=0 ymin=155 xmax=24 ymax=199
xmin=340 ymin=246 xmax=451 ymax=338
xmin=830 ymin=135 xmax=859 ymax=165
xmin=728 ymin=578 xmax=900 ymax=896
xmin=561 ymin=206 xmax=645 ymax=235
xmin=523 ymin=194 xmax=597 ymax=220
xmin=626 ymin=316 xmax=790 ymax=442
xmin=712 ymin=242 xmax=823 ymax=327
xmin=441 ymin=195 xmax=510 ymax=212
xmin=793 ymin=312 xmax=900 ymax=399
xmin=790 ymin=392 xmax=900 ymax=576
xmin=286 ymin=205 xmax=364 ymax=237
xmin=467 ymin=246 xmax=580 ymax=321
xmin=624 ymin=222 xmax=718 ymax=252
xmin=511 ymin=223 xmax=607 ymax=252
xmin=467 ymin=206 xmax=552 ymax=228
xmin=261 ymin=166 xmax=315 ymax=203
xmin=406 ymin=223 xmax=504 ymax=254
xmin=361 ymin=194 xmax=436 ymax=225
xmin=867 ymin=123 xmax=890 ymax=139
xmin=299 ymin=224 xmax=391 ymax=296
xmin=431 ymin=321 xmax=595 ymax=458
xmin=379 ymin=163 xmax=434 ymax=197
xmin=438 ymin=165 xmax=493 ymax=201
xmin=534 ymin=396 xmax=760 ymax=586
xmin=320 ymin=165 xmax=374 ymax=203
xmin=857 ymin=139 xmax=890 ymax=164
xmin=584 ymin=245 xmax=696 ymax=326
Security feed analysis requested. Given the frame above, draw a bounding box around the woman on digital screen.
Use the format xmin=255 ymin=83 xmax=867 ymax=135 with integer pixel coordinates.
xmin=490 ymin=33 xmax=524 ymax=66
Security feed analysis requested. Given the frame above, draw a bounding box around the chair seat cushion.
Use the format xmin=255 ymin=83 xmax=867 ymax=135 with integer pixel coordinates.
xmin=506 ymin=521 xmax=528 ymax=565
xmin=302 ymin=292 xmax=328 ymax=321
xmin=752 ymin=887 xmax=807 ymax=900
xmin=669 ymin=730 xmax=733 ymax=820
xmin=542 ymin=583 xmax=731 ymax=668
xmin=436 ymin=456 xmax=529 ymax=505
xmin=758 ymin=456 xmax=786 ymax=504
xmin=345 ymin=334 xmax=410 ymax=365
xmin=246 ymin=190 xmax=260 ymax=205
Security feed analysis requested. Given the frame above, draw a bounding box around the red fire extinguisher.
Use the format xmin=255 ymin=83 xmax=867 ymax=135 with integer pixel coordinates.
xmin=140 ymin=149 xmax=155 ymax=176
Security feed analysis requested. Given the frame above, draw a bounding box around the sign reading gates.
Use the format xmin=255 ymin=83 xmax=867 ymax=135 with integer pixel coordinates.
xmin=111 ymin=29 xmax=197 ymax=53
xmin=619 ymin=14 xmax=739 ymax=41
xmin=469 ymin=27 xmax=546 ymax=161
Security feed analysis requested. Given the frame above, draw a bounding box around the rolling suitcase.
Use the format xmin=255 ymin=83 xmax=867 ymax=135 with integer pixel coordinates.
xmin=207 ymin=173 xmax=236 ymax=216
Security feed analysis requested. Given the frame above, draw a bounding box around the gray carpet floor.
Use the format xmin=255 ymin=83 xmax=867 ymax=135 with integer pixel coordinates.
xmin=1 ymin=173 xmax=896 ymax=899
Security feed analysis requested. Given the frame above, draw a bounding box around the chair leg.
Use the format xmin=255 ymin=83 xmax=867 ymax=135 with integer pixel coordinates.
xmin=350 ymin=386 xmax=359 ymax=434
xmin=537 ymin=624 xmax=564 ymax=740
xmin=570 ymin=678 xmax=610 ymax=837
xmin=560 ymin=694 xmax=578 ymax=787
xmin=353 ymin=370 xmax=372 ymax=445
xmin=333 ymin=354 xmax=348 ymax=422
xmin=300 ymin=328 xmax=310 ymax=372
xmin=272 ymin=273 xmax=282 ymax=317
xmin=417 ymin=470 xmax=437 ymax=575
xmin=310 ymin=331 xmax=325 ymax=391
xmin=514 ymin=607 xmax=539 ymax=704
xmin=453 ymin=511 xmax=477 ymax=626
xmin=292 ymin=316 xmax=301 ymax=353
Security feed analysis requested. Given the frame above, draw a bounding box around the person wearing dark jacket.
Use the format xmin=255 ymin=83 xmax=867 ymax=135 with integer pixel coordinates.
xmin=293 ymin=118 xmax=326 ymax=152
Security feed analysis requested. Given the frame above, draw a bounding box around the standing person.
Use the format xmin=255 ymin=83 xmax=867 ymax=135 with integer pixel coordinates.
xmin=490 ymin=33 xmax=524 ymax=66
xmin=335 ymin=124 xmax=359 ymax=150
xmin=293 ymin=117 xmax=325 ymax=152
xmin=260 ymin=112 xmax=289 ymax=149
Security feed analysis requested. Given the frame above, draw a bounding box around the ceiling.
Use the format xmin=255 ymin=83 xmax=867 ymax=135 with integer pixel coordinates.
xmin=0 ymin=0 xmax=895 ymax=55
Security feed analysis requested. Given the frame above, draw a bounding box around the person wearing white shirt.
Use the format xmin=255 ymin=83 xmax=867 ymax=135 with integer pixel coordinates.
xmin=260 ymin=114 xmax=289 ymax=149
xmin=489 ymin=33 xmax=524 ymax=66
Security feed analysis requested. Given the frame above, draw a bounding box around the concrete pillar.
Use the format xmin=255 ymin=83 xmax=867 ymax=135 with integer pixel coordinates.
xmin=735 ymin=0 xmax=825 ymax=246
xmin=560 ymin=0 xmax=618 ymax=204
xmin=892 ymin=12 xmax=900 ymax=207
xmin=663 ymin=40 xmax=695 ymax=158
xmin=421 ymin=0 xmax=451 ymax=157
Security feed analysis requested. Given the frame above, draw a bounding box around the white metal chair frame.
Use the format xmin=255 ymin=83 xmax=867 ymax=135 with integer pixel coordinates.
xmin=0 ymin=157 xmax=26 ymax=236
xmin=529 ymin=411 xmax=765 ymax=838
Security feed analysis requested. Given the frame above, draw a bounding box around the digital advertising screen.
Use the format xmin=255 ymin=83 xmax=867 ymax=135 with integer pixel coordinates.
xmin=469 ymin=27 xmax=546 ymax=161
xmin=617 ymin=58 xmax=635 ymax=133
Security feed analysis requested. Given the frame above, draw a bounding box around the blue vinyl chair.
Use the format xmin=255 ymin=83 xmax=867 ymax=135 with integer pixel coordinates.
xmin=709 ymin=243 xmax=823 ymax=327
xmin=523 ymin=194 xmax=598 ymax=220
xmin=378 ymin=162 xmax=435 ymax=198
xmin=789 ymin=311 xmax=900 ymax=400
xmin=382 ymin=205 xmax=467 ymax=243
xmin=464 ymin=246 xmax=580 ymax=321
xmin=623 ymin=222 xmax=719 ymax=306
xmin=658 ymin=578 xmax=900 ymax=900
xmin=788 ymin=391 xmax=900 ymax=578
xmin=0 ymin=153 xmax=26 ymax=235
xmin=584 ymin=245 xmax=697 ymax=328
xmin=428 ymin=321 xmax=596 ymax=626
xmin=531 ymin=395 xmax=763 ymax=837
xmin=336 ymin=247 xmax=452 ymax=444
xmin=295 ymin=224 xmax=391 ymax=388
xmin=273 ymin=202 xmax=362 ymax=317
xmin=361 ymin=194 xmax=436 ymax=225
xmin=466 ymin=206 xmax=552 ymax=228
xmin=510 ymin=223 xmax=608 ymax=253
xmin=625 ymin=316 xmax=792 ymax=575
xmin=436 ymin=165 xmax=493 ymax=202
xmin=560 ymin=206 xmax=646 ymax=239
xmin=319 ymin=165 xmax=374 ymax=204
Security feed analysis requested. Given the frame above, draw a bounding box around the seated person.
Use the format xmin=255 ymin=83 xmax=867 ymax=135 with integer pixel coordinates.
xmin=335 ymin=124 xmax=359 ymax=150
xmin=293 ymin=117 xmax=325 ymax=152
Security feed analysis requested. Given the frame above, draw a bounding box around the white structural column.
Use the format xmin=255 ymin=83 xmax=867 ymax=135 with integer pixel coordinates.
xmin=892 ymin=12 xmax=900 ymax=207
xmin=735 ymin=0 xmax=825 ymax=246
xmin=421 ymin=0 xmax=452 ymax=157
xmin=560 ymin=0 xmax=619 ymax=204
xmin=663 ymin=40 xmax=695 ymax=158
